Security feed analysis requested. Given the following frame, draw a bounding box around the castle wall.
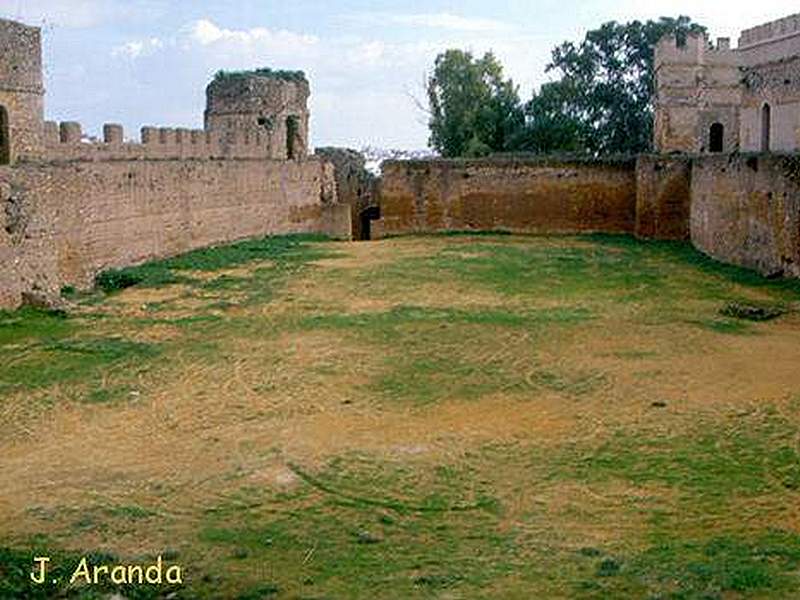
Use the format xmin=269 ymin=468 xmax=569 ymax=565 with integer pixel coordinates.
xmin=38 ymin=122 xmax=273 ymax=161
xmin=634 ymin=155 xmax=692 ymax=240
xmin=740 ymin=56 xmax=800 ymax=152
xmin=738 ymin=13 xmax=800 ymax=66
xmin=690 ymin=154 xmax=800 ymax=277
xmin=375 ymin=158 xmax=638 ymax=238
xmin=315 ymin=147 xmax=375 ymax=240
xmin=654 ymin=34 xmax=743 ymax=154
xmin=0 ymin=156 xmax=348 ymax=309
xmin=0 ymin=18 xmax=44 ymax=162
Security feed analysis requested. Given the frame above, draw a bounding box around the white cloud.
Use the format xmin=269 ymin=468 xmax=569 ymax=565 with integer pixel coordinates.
xmin=186 ymin=19 xmax=318 ymax=49
xmin=102 ymin=17 xmax=552 ymax=148
xmin=111 ymin=37 xmax=162 ymax=59
xmin=389 ymin=12 xmax=513 ymax=33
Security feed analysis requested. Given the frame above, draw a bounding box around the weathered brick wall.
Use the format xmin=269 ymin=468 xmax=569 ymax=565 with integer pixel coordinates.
xmin=691 ymin=154 xmax=800 ymax=277
xmin=0 ymin=157 xmax=348 ymax=308
xmin=635 ymin=155 xmax=692 ymax=240
xmin=375 ymin=158 xmax=638 ymax=237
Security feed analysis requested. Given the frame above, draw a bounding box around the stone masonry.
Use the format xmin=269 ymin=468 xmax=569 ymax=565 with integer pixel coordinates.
xmin=655 ymin=13 xmax=800 ymax=153
xmin=0 ymin=17 xmax=349 ymax=309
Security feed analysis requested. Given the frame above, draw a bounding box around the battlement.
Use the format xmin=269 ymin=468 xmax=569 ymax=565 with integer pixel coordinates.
xmin=739 ymin=13 xmax=800 ymax=48
xmin=655 ymin=33 xmax=738 ymax=70
xmin=42 ymin=120 xmax=273 ymax=161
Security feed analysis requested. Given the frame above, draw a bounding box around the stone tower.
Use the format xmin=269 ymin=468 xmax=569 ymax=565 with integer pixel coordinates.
xmin=204 ymin=70 xmax=310 ymax=160
xmin=0 ymin=17 xmax=45 ymax=164
xmin=653 ymin=32 xmax=742 ymax=154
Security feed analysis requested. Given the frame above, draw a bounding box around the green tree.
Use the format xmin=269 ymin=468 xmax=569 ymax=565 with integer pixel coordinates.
xmin=509 ymin=80 xmax=588 ymax=154
xmin=525 ymin=16 xmax=706 ymax=155
xmin=427 ymin=50 xmax=524 ymax=157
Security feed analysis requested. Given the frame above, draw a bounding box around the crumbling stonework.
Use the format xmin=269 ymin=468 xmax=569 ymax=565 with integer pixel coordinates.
xmin=655 ymin=13 xmax=800 ymax=154
xmin=205 ymin=72 xmax=310 ymax=160
xmin=0 ymin=17 xmax=349 ymax=309
xmin=314 ymin=148 xmax=376 ymax=240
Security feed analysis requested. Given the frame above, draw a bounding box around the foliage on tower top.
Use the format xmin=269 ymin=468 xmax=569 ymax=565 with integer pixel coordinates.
xmin=211 ymin=68 xmax=307 ymax=84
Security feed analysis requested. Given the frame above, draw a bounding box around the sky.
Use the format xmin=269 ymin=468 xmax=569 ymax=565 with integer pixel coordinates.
xmin=0 ymin=1 xmax=798 ymax=150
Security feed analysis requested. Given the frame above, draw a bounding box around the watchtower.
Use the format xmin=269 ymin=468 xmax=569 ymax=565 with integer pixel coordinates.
xmin=204 ymin=69 xmax=310 ymax=160
xmin=654 ymin=32 xmax=742 ymax=154
xmin=0 ymin=17 xmax=45 ymax=164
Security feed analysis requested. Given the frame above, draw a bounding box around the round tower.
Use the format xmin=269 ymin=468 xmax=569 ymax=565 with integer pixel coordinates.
xmin=0 ymin=17 xmax=45 ymax=164
xmin=204 ymin=69 xmax=310 ymax=160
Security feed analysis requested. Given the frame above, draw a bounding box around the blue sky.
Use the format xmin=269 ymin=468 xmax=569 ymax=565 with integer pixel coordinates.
xmin=1 ymin=1 xmax=797 ymax=149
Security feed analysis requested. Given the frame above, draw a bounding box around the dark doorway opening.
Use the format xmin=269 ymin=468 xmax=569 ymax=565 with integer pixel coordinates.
xmin=359 ymin=205 xmax=381 ymax=241
xmin=286 ymin=115 xmax=299 ymax=159
xmin=0 ymin=106 xmax=9 ymax=165
xmin=709 ymin=122 xmax=724 ymax=153
xmin=761 ymin=103 xmax=771 ymax=152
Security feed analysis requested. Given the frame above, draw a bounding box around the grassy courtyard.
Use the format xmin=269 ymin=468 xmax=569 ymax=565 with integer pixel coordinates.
xmin=2 ymin=233 xmax=800 ymax=599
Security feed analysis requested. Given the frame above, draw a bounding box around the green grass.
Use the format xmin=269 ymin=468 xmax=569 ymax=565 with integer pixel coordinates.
xmin=187 ymin=425 xmax=800 ymax=598
xmin=546 ymin=413 xmax=800 ymax=497
xmin=95 ymin=234 xmax=332 ymax=293
xmin=4 ymin=233 xmax=800 ymax=598
xmin=297 ymin=305 xmax=594 ymax=404
xmin=0 ymin=336 xmax=159 ymax=395
xmin=0 ymin=234 xmax=336 ymax=400
xmin=0 ymin=307 xmax=73 ymax=347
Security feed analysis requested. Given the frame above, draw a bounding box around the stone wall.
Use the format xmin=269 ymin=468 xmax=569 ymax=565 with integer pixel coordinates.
xmin=635 ymin=155 xmax=692 ymax=240
xmin=0 ymin=157 xmax=349 ymax=309
xmin=314 ymin=147 xmax=376 ymax=240
xmin=375 ymin=157 xmax=638 ymax=237
xmin=0 ymin=18 xmax=44 ymax=163
xmin=691 ymin=154 xmax=800 ymax=277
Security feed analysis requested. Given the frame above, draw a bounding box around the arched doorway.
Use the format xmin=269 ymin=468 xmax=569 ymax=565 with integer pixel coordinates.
xmin=709 ymin=123 xmax=724 ymax=153
xmin=0 ymin=105 xmax=9 ymax=165
xmin=761 ymin=103 xmax=771 ymax=152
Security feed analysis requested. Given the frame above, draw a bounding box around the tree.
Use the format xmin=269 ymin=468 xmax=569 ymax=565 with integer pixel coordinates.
xmin=509 ymin=80 xmax=588 ymax=154
xmin=427 ymin=50 xmax=524 ymax=158
xmin=529 ymin=16 xmax=706 ymax=155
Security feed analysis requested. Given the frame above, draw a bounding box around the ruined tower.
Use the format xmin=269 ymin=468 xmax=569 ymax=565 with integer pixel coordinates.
xmin=0 ymin=18 xmax=45 ymax=164
xmin=204 ymin=70 xmax=310 ymax=160
xmin=654 ymin=32 xmax=742 ymax=154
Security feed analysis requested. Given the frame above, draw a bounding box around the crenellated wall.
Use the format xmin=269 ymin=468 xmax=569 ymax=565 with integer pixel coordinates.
xmin=40 ymin=121 xmax=274 ymax=161
xmin=654 ymin=12 xmax=800 ymax=154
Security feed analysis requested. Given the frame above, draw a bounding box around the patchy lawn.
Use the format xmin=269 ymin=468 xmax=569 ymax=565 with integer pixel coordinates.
xmin=2 ymin=233 xmax=800 ymax=599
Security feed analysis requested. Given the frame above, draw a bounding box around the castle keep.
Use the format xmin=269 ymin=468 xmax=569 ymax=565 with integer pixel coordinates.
xmin=655 ymin=13 xmax=800 ymax=153
xmin=0 ymin=17 xmax=349 ymax=309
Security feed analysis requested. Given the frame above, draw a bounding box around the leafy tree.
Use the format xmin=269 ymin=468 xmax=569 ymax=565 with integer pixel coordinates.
xmin=427 ymin=50 xmax=524 ymax=157
xmin=526 ymin=16 xmax=706 ymax=154
xmin=509 ymin=80 xmax=589 ymax=154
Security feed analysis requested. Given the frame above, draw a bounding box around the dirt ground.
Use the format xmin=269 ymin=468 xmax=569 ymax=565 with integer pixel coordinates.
xmin=2 ymin=234 xmax=800 ymax=598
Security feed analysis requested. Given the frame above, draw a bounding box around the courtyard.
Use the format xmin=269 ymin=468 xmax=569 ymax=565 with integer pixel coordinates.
xmin=2 ymin=233 xmax=800 ymax=598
